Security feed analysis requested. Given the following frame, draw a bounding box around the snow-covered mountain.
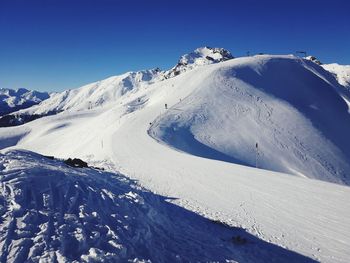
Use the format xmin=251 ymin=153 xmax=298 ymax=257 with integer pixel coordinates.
xmin=319 ymin=61 xmax=350 ymax=111
xmin=322 ymin=63 xmax=350 ymax=89
xmin=0 ymin=69 xmax=162 ymax=128
xmin=303 ymin=55 xmax=350 ymax=113
xmin=0 ymin=88 xmax=50 ymax=116
xmin=304 ymin=55 xmax=350 ymax=93
xmin=25 ymin=69 xmax=163 ymax=114
xmin=2 ymin=52 xmax=348 ymax=184
xmin=0 ymin=48 xmax=350 ymax=262
xmin=164 ymin=46 xmax=234 ymax=78
xmin=2 ymin=47 xmax=233 ymax=124
xmin=152 ymin=55 xmax=350 ymax=184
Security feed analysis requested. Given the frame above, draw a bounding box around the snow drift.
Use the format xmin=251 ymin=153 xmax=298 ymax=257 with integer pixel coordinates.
xmin=0 ymin=150 xmax=317 ymax=262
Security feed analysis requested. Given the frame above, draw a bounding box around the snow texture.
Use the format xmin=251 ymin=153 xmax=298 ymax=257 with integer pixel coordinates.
xmin=322 ymin=63 xmax=350 ymax=90
xmin=151 ymin=55 xmax=350 ymax=184
xmin=0 ymin=150 xmax=318 ymax=262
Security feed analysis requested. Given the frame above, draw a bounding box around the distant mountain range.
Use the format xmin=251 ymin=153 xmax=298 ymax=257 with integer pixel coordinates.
xmin=0 ymin=88 xmax=50 ymax=116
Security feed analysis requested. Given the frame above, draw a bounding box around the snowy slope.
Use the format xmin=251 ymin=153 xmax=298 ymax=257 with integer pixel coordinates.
xmin=0 ymin=150 xmax=318 ymax=263
xmin=13 ymin=69 xmax=163 ymax=116
xmin=322 ymin=63 xmax=350 ymax=89
xmin=0 ymin=88 xmax=49 ymax=116
xmin=303 ymin=56 xmax=350 ymax=105
xmin=0 ymin=51 xmax=350 ymax=262
xmin=7 ymin=47 xmax=233 ymax=118
xmin=321 ymin=63 xmax=350 ymax=112
xmin=150 ymin=55 xmax=350 ymax=184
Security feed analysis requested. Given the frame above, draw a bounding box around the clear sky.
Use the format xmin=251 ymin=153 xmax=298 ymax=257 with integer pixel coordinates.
xmin=1 ymin=0 xmax=349 ymax=92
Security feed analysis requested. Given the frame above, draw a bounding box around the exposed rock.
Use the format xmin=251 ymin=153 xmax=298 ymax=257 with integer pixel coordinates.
xmin=64 ymin=158 xmax=88 ymax=168
xmin=305 ymin=56 xmax=322 ymax=65
xmin=164 ymin=47 xmax=234 ymax=78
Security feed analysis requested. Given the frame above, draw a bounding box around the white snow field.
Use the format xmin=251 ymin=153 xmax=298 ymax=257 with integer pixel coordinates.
xmin=0 ymin=48 xmax=350 ymax=262
xmin=0 ymin=149 xmax=320 ymax=262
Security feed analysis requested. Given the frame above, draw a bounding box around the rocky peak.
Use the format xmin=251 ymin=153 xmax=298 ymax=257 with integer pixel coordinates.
xmin=164 ymin=47 xmax=234 ymax=78
xmin=305 ymin=56 xmax=322 ymax=65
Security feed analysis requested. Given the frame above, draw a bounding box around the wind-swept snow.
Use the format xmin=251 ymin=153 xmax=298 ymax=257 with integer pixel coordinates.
xmin=320 ymin=63 xmax=350 ymax=111
xmin=0 ymin=51 xmax=349 ymax=262
xmin=322 ymin=63 xmax=350 ymax=89
xmin=0 ymin=150 xmax=318 ymax=262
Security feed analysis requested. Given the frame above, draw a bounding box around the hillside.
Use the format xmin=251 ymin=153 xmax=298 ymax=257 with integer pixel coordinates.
xmin=150 ymin=55 xmax=350 ymax=184
xmin=322 ymin=63 xmax=350 ymax=89
xmin=1 ymin=53 xmax=349 ymax=184
xmin=2 ymin=47 xmax=233 ymax=122
xmin=0 ymin=49 xmax=349 ymax=262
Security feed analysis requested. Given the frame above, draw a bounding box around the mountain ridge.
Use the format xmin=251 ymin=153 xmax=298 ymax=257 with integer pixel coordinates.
xmin=0 ymin=87 xmax=50 ymax=116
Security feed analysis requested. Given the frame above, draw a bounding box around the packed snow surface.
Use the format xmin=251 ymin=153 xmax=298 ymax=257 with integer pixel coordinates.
xmin=0 ymin=50 xmax=350 ymax=262
xmin=0 ymin=150 xmax=319 ymax=262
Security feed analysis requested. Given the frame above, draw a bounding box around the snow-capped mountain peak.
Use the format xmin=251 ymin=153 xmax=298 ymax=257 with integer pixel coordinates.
xmin=0 ymin=48 xmax=234 ymax=121
xmin=179 ymin=46 xmax=234 ymax=65
xmin=305 ymin=55 xmax=322 ymax=65
xmin=165 ymin=46 xmax=234 ymax=78
xmin=0 ymin=88 xmax=50 ymax=116
xmin=11 ymin=68 xmax=163 ymax=116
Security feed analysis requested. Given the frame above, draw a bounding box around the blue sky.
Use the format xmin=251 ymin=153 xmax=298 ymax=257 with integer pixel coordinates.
xmin=0 ymin=0 xmax=349 ymax=92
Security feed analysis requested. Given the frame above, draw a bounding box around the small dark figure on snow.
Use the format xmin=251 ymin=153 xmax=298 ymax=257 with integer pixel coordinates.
xmin=64 ymin=158 xmax=88 ymax=168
